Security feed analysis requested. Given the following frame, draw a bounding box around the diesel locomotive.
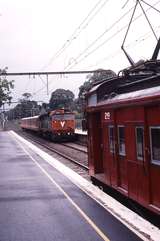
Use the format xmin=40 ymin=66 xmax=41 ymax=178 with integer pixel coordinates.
xmin=20 ymin=108 xmax=75 ymax=141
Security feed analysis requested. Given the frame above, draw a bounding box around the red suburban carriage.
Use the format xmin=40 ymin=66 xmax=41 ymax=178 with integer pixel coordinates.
xmin=85 ymin=40 xmax=160 ymax=214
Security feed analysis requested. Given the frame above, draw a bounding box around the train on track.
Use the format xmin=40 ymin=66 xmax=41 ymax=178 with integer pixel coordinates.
xmin=20 ymin=108 xmax=76 ymax=141
xmin=85 ymin=39 xmax=160 ymax=215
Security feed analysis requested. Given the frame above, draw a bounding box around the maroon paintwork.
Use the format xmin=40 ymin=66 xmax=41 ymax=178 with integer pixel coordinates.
xmin=86 ymin=86 xmax=160 ymax=214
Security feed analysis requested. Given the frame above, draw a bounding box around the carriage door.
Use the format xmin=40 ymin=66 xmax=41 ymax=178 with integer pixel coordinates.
xmin=146 ymin=107 xmax=160 ymax=210
xmin=88 ymin=112 xmax=103 ymax=176
xmin=105 ymin=124 xmax=118 ymax=187
xmin=117 ymin=125 xmax=128 ymax=193
xmin=103 ymin=110 xmax=117 ymax=187
xmin=134 ymin=124 xmax=150 ymax=206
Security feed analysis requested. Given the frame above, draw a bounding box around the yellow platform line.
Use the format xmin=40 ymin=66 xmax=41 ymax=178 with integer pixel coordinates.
xmin=15 ymin=138 xmax=110 ymax=241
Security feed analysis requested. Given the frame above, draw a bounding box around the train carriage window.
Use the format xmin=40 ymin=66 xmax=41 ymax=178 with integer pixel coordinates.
xmin=150 ymin=127 xmax=160 ymax=165
xmin=108 ymin=125 xmax=115 ymax=153
xmin=136 ymin=127 xmax=144 ymax=160
xmin=118 ymin=126 xmax=126 ymax=156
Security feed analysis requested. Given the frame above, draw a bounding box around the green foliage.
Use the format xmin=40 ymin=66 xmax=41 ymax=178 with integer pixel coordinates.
xmin=0 ymin=68 xmax=14 ymax=107
xmin=86 ymin=69 xmax=116 ymax=84
xmin=12 ymin=93 xmax=40 ymax=119
xmin=76 ymin=69 xmax=117 ymax=113
xmin=49 ymin=88 xmax=75 ymax=110
xmin=79 ymin=69 xmax=116 ymax=99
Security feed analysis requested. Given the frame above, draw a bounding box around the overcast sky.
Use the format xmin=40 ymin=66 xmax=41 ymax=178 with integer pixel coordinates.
xmin=0 ymin=0 xmax=160 ymax=107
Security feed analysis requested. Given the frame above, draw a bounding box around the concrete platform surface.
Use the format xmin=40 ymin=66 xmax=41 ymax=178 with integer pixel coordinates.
xmin=0 ymin=131 xmax=159 ymax=241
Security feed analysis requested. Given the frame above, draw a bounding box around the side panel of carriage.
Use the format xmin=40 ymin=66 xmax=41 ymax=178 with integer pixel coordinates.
xmin=146 ymin=105 xmax=160 ymax=211
xmin=101 ymin=107 xmax=148 ymax=198
xmin=21 ymin=117 xmax=40 ymax=131
xmin=101 ymin=110 xmax=117 ymax=187
xmin=88 ymin=104 xmax=160 ymax=213
xmin=88 ymin=112 xmax=103 ymax=177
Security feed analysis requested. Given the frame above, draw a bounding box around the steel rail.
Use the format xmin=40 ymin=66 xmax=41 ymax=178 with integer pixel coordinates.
xmin=60 ymin=143 xmax=87 ymax=154
xmin=21 ymin=133 xmax=89 ymax=170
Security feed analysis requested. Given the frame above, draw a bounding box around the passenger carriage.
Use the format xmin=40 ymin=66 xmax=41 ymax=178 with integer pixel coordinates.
xmin=20 ymin=115 xmax=40 ymax=131
xmin=86 ymin=56 xmax=160 ymax=214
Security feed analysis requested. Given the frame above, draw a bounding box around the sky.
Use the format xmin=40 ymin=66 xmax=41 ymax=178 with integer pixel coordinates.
xmin=0 ymin=0 xmax=160 ymax=108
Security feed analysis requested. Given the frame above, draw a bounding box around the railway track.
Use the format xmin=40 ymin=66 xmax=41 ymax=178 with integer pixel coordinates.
xmin=17 ymin=131 xmax=89 ymax=171
xmin=60 ymin=142 xmax=87 ymax=154
xmin=34 ymin=138 xmax=88 ymax=170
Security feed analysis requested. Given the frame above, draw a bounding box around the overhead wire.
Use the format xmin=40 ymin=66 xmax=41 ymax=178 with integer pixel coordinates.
xmin=39 ymin=75 xmax=47 ymax=86
xmin=32 ymin=85 xmax=47 ymax=97
xmin=31 ymin=75 xmax=46 ymax=97
xmin=138 ymin=0 xmax=158 ymax=40
xmin=32 ymin=75 xmax=58 ymax=97
xmin=121 ymin=0 xmax=139 ymax=47
xmin=85 ymin=24 xmax=160 ymax=69
xmin=141 ymin=0 xmax=160 ymax=13
xmin=31 ymin=22 xmax=159 ymax=98
xmin=122 ymin=0 xmax=130 ymax=9
xmin=41 ymin=0 xmax=110 ymax=70
xmin=30 ymin=0 xmax=160 ymax=98
xmin=64 ymin=5 xmax=135 ymax=70
xmin=65 ymin=0 xmax=160 ymax=70
xmin=36 ymin=0 xmax=111 ymax=96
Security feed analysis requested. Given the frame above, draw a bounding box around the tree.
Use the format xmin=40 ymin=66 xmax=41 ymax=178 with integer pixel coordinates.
xmin=0 ymin=68 xmax=14 ymax=107
xmin=49 ymin=89 xmax=75 ymax=110
xmin=77 ymin=69 xmax=116 ymax=113
xmin=86 ymin=68 xmax=116 ymax=84
xmin=13 ymin=93 xmax=40 ymax=119
xmin=79 ymin=69 xmax=116 ymax=98
xmin=22 ymin=92 xmax=32 ymax=100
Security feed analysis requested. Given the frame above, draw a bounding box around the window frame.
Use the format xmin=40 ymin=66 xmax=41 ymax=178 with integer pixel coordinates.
xmin=150 ymin=126 xmax=160 ymax=165
xmin=117 ymin=125 xmax=126 ymax=156
xmin=135 ymin=126 xmax=144 ymax=161
xmin=108 ymin=125 xmax=115 ymax=153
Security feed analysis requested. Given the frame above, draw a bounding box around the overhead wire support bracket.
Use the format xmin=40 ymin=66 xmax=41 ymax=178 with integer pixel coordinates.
xmin=0 ymin=70 xmax=102 ymax=77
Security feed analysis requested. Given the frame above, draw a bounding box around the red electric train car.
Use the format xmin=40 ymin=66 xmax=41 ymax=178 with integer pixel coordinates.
xmin=85 ymin=42 xmax=160 ymax=214
xmin=20 ymin=109 xmax=75 ymax=141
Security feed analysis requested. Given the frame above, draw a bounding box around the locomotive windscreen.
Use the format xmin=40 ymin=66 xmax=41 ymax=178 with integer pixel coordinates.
xmin=52 ymin=114 xmax=75 ymax=120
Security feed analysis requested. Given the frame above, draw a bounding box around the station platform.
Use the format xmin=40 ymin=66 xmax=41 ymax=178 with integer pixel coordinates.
xmin=75 ymin=129 xmax=87 ymax=145
xmin=75 ymin=129 xmax=87 ymax=135
xmin=0 ymin=131 xmax=159 ymax=241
